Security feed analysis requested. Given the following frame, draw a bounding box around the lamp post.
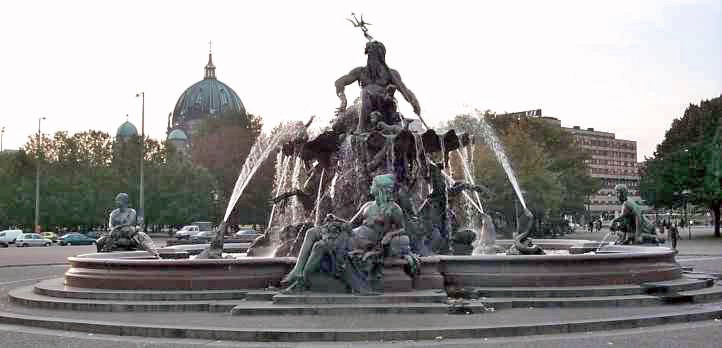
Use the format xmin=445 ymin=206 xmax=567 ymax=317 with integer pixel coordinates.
xmin=35 ymin=117 xmax=46 ymax=232
xmin=682 ymin=189 xmax=691 ymax=240
xmin=1 ymin=126 xmax=5 ymax=152
xmin=135 ymin=92 xmax=145 ymax=228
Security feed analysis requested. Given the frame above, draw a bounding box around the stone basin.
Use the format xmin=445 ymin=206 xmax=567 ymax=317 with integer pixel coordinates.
xmin=64 ymin=239 xmax=681 ymax=291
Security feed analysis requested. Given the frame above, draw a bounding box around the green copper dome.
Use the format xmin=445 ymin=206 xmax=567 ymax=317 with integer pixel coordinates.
xmin=116 ymin=121 xmax=138 ymax=138
xmin=167 ymin=129 xmax=188 ymax=141
xmin=171 ymin=53 xmax=247 ymax=129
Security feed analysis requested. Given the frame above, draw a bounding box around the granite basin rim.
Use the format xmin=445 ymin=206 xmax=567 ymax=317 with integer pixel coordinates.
xmin=65 ymin=240 xmax=681 ymax=290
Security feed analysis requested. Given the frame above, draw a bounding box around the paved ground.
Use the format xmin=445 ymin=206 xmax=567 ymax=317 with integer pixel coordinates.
xmin=0 ymin=231 xmax=721 ymax=347
xmin=0 ymin=235 xmax=173 ymax=267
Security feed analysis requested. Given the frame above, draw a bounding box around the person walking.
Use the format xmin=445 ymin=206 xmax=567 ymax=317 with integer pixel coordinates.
xmin=670 ymin=222 xmax=679 ymax=250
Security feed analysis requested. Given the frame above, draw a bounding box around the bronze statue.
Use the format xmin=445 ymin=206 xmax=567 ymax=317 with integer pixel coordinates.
xmin=610 ymin=184 xmax=662 ymax=245
xmin=335 ymin=39 xmax=423 ymax=133
xmin=507 ymin=207 xmax=544 ymax=255
xmin=281 ymin=174 xmax=409 ymax=294
xmin=96 ymin=193 xmax=158 ymax=258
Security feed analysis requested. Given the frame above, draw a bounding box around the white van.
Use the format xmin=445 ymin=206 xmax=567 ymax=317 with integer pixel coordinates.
xmin=0 ymin=229 xmax=24 ymax=247
xmin=174 ymin=225 xmax=200 ymax=240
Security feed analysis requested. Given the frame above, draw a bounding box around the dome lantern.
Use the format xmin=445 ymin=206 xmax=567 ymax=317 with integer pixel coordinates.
xmin=116 ymin=119 xmax=138 ymax=140
xmin=204 ymin=52 xmax=216 ymax=80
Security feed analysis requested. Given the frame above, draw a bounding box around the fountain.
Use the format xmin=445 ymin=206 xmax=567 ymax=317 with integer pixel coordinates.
xmin=57 ymin=15 xmax=682 ymax=292
xmin=6 ymin=15 xmax=713 ymax=344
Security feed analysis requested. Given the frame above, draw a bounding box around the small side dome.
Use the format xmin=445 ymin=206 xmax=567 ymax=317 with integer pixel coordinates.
xmin=116 ymin=121 xmax=138 ymax=138
xmin=167 ymin=129 xmax=188 ymax=141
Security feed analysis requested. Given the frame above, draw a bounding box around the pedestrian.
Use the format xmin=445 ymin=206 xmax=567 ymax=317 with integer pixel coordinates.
xmin=670 ymin=222 xmax=679 ymax=250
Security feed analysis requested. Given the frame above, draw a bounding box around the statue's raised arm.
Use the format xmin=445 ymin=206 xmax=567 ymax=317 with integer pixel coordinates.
xmin=390 ymin=69 xmax=421 ymax=116
xmin=335 ymin=67 xmax=364 ymax=114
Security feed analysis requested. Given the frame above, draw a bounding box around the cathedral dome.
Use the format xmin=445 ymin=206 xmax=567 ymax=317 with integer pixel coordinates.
xmin=171 ymin=53 xmax=247 ymax=131
xmin=116 ymin=121 xmax=138 ymax=139
xmin=167 ymin=128 xmax=188 ymax=141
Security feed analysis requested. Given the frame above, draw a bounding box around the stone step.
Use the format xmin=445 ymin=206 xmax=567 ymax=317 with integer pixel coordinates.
xmin=3 ymin=304 xmax=722 ymax=342
xmin=472 ymin=285 xmax=644 ymax=298
xmin=678 ymin=285 xmax=722 ymax=303
xmin=683 ymin=271 xmax=721 ymax=281
xmin=474 ymin=285 xmax=722 ymax=309
xmin=244 ymin=291 xmax=277 ymax=301
xmin=469 ymin=277 xmax=713 ymax=299
xmin=478 ymin=294 xmax=662 ymax=309
xmin=33 ymin=278 xmax=249 ymax=301
xmin=230 ymin=301 xmax=451 ymax=315
xmin=9 ymin=286 xmax=239 ymax=312
xmin=641 ymin=277 xmax=714 ymax=294
xmin=272 ymin=290 xmax=447 ymax=305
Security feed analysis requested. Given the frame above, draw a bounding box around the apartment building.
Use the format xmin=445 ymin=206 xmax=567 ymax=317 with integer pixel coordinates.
xmin=497 ymin=109 xmax=643 ymax=217
xmin=563 ymin=126 xmax=641 ymax=217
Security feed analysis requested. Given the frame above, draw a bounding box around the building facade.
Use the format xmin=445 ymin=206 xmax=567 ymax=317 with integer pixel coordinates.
xmin=498 ymin=109 xmax=642 ymax=218
xmin=562 ymin=126 xmax=641 ymax=218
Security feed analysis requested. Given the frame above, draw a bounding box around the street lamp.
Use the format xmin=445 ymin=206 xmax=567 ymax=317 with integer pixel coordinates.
xmin=135 ymin=92 xmax=145 ymax=228
xmin=681 ymin=189 xmax=691 ymax=240
xmin=35 ymin=117 xmax=46 ymax=232
xmin=1 ymin=126 xmax=5 ymax=152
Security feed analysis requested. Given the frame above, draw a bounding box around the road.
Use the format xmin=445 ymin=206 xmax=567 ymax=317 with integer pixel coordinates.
xmin=0 ymin=235 xmax=173 ymax=267
xmin=0 ymin=244 xmax=95 ymax=267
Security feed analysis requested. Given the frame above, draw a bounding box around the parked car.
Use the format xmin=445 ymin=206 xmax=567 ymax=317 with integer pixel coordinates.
xmin=190 ymin=231 xmax=215 ymax=243
xmin=83 ymin=231 xmax=100 ymax=239
xmin=58 ymin=233 xmax=97 ymax=246
xmin=0 ymin=229 xmax=24 ymax=247
xmin=15 ymin=233 xmax=53 ymax=247
xmin=191 ymin=221 xmax=213 ymax=232
xmin=175 ymin=225 xmax=201 ymax=240
xmin=234 ymin=229 xmax=260 ymax=243
xmin=41 ymin=232 xmax=58 ymax=243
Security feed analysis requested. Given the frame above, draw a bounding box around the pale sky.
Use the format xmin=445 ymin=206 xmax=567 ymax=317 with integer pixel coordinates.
xmin=0 ymin=0 xmax=720 ymax=161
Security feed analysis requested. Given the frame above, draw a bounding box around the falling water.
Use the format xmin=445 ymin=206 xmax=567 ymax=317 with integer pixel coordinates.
xmin=314 ymin=168 xmax=325 ymax=226
xmin=266 ymin=154 xmax=291 ymax=240
xmin=476 ymin=111 xmax=528 ymax=210
xmin=455 ymin=148 xmax=483 ymax=212
xmin=390 ymin=138 xmax=396 ymax=174
xmin=222 ymin=124 xmax=297 ymax=223
xmin=385 ymin=136 xmax=395 ymax=173
xmin=289 ymin=156 xmax=304 ymax=224
xmin=439 ymin=137 xmax=447 ymax=172
xmin=413 ymin=133 xmax=429 ymax=201
xmin=329 ymin=172 xmax=339 ymax=200
xmin=431 ymin=159 xmax=483 ymax=215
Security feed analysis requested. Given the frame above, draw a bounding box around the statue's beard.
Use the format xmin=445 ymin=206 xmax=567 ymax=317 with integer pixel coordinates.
xmin=374 ymin=188 xmax=394 ymax=216
xmin=366 ymin=54 xmax=389 ymax=82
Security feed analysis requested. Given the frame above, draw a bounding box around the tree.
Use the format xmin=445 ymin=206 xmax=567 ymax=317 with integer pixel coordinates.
xmin=191 ymin=113 xmax=275 ymax=227
xmin=445 ymin=112 xmax=599 ymax=233
xmin=1 ymin=130 xmax=218 ymax=231
xmin=640 ymin=96 xmax=722 ymax=237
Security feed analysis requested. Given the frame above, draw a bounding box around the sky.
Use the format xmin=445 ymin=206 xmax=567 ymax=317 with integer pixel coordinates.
xmin=0 ymin=0 xmax=720 ymax=161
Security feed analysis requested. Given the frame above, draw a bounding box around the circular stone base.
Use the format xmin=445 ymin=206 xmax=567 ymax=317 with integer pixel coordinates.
xmin=64 ymin=241 xmax=681 ymax=291
xmin=65 ymin=251 xmax=295 ymax=290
